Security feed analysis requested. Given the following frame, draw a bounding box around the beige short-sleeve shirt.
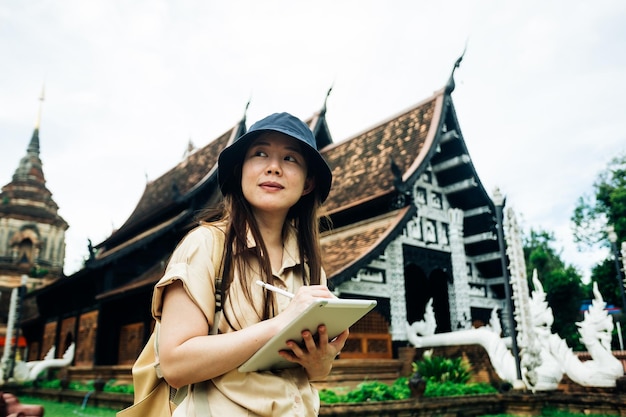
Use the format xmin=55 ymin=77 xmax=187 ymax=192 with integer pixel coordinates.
xmin=153 ymin=222 xmax=325 ymax=416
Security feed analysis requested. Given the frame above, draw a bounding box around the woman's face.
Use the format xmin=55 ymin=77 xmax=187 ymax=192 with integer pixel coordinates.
xmin=241 ymin=132 xmax=315 ymax=218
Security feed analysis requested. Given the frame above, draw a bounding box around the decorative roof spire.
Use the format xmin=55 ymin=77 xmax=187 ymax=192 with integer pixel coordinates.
xmin=321 ymin=84 xmax=333 ymax=116
xmin=27 ymin=85 xmax=45 ymax=156
xmin=236 ymin=99 xmax=251 ymax=138
xmin=35 ymin=84 xmax=45 ymax=129
xmin=182 ymin=138 xmax=196 ymax=158
xmin=445 ymin=43 xmax=467 ymax=95
xmin=243 ymin=97 xmax=250 ymax=121
xmin=13 ymin=89 xmax=45 ymax=184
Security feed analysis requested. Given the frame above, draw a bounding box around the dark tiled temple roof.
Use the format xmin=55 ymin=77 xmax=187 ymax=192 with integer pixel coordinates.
xmin=321 ymin=205 xmax=415 ymax=283
xmin=99 ymin=206 xmax=416 ymax=298
xmin=95 ymin=210 xmax=188 ymax=261
xmin=97 ymin=89 xmax=441 ymax=254
xmin=96 ymin=259 xmax=167 ymax=300
xmin=321 ymin=94 xmax=441 ymax=214
xmin=96 ymin=257 xmax=168 ymax=300
xmin=95 ymin=91 xmax=446 ymax=278
xmin=94 ymin=83 xmax=498 ymax=281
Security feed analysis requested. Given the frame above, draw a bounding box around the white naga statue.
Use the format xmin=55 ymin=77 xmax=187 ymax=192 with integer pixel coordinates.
xmin=406 ymin=299 xmax=523 ymax=388
xmin=11 ymin=343 xmax=76 ymax=383
xmin=406 ymin=202 xmax=624 ymax=390
xmin=546 ymin=281 xmax=624 ymax=387
xmin=406 ymin=277 xmax=624 ymax=389
xmin=526 ymin=271 xmax=563 ymax=391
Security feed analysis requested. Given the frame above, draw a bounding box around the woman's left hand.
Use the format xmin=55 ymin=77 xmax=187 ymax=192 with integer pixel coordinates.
xmin=278 ymin=324 xmax=349 ymax=379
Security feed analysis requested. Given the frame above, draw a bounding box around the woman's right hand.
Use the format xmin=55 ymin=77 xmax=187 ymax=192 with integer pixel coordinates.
xmin=274 ymin=284 xmax=335 ymax=325
xmin=274 ymin=285 xmax=346 ymax=379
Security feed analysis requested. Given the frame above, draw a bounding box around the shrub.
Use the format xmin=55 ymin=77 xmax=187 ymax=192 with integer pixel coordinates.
xmin=319 ymin=388 xmax=344 ymax=404
xmin=318 ymin=377 xmax=496 ymax=404
xmin=424 ymin=381 xmax=497 ymax=397
xmin=318 ymin=352 xmax=498 ymax=404
xmin=391 ymin=377 xmax=411 ymax=399
xmin=68 ymin=380 xmax=90 ymax=391
xmin=38 ymin=379 xmax=61 ymax=389
xmin=345 ymin=381 xmax=401 ymax=402
xmin=319 ymin=379 xmax=411 ymax=404
xmin=23 ymin=377 xmax=134 ymax=395
xmin=412 ymin=352 xmax=471 ymax=384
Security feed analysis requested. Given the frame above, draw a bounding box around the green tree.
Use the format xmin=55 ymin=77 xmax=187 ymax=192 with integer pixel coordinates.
xmin=572 ymin=153 xmax=626 ymax=307
xmin=572 ymin=153 xmax=626 ymax=243
xmin=524 ymin=229 xmax=585 ymax=349
xmin=572 ymin=152 xmax=626 ymax=348
xmin=589 ymin=259 xmax=620 ymax=307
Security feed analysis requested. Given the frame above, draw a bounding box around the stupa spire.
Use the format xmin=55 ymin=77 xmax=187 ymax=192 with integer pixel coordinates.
xmin=14 ymin=88 xmax=45 ymax=184
xmin=27 ymin=85 xmax=45 ymax=156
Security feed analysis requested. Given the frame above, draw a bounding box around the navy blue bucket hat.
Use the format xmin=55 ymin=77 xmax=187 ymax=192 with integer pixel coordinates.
xmin=218 ymin=112 xmax=333 ymax=202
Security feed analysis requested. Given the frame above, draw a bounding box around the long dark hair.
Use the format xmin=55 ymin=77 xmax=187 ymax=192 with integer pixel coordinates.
xmin=199 ymin=157 xmax=326 ymax=329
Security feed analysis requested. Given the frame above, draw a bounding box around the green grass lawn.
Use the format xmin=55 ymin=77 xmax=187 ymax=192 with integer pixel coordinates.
xmin=16 ymin=396 xmax=119 ymax=417
xmin=482 ymin=411 xmax=618 ymax=417
xmin=14 ymin=395 xmax=620 ymax=417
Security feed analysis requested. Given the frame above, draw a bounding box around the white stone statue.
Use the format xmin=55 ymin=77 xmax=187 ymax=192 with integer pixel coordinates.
xmin=406 ymin=299 xmax=522 ymax=386
xmin=547 ymin=281 xmax=624 ymax=387
xmin=0 ymin=287 xmax=19 ymax=384
xmin=408 ymin=298 xmax=437 ymax=337
xmin=406 ymin=273 xmax=626 ymax=391
xmin=13 ymin=342 xmax=76 ymax=383
xmin=526 ymin=271 xmax=563 ymax=391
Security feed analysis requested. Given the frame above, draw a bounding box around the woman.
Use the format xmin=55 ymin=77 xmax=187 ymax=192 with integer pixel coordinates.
xmin=155 ymin=112 xmax=347 ymax=416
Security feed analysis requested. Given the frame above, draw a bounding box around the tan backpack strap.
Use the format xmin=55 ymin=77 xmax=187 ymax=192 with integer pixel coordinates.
xmin=210 ymin=224 xmax=225 ymax=335
xmin=214 ymin=278 xmax=222 ymax=313
xmin=211 ymin=278 xmax=222 ymax=336
xmin=210 ymin=224 xmax=225 ymax=314
xmin=153 ymin=323 xmax=163 ymax=378
xmin=192 ymin=381 xmax=211 ymax=415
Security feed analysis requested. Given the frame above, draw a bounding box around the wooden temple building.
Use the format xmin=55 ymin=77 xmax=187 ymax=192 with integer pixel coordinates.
xmin=10 ymin=62 xmax=511 ymax=376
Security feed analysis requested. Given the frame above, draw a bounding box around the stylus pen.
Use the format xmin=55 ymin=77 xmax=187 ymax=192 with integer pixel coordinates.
xmin=256 ymin=280 xmax=294 ymax=299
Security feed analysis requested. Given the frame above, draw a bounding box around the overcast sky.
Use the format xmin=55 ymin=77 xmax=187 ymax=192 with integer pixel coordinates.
xmin=1 ymin=1 xmax=625 ymax=281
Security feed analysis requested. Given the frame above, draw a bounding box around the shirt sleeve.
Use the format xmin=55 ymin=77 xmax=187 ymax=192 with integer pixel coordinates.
xmin=152 ymin=225 xmax=222 ymax=327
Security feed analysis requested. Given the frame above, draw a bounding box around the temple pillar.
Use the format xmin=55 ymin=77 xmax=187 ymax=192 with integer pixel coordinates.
xmin=448 ymin=208 xmax=471 ymax=329
xmin=387 ymin=238 xmax=408 ymax=341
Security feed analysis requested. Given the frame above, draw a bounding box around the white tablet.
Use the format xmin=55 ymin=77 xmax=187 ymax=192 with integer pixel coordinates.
xmin=238 ymin=298 xmax=377 ymax=372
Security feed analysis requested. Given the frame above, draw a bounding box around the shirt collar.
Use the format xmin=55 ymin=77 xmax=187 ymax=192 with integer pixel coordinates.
xmin=242 ymin=222 xmax=301 ymax=272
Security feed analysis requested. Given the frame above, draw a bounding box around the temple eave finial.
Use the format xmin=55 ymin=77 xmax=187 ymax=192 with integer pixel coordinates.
xmin=321 ymin=83 xmax=333 ymax=115
xmin=26 ymin=85 xmax=45 ymax=156
xmin=35 ymin=84 xmax=45 ymax=129
xmin=445 ymin=42 xmax=467 ymax=95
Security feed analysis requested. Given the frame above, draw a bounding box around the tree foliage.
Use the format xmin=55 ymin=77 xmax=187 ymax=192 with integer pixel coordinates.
xmin=589 ymin=258 xmax=623 ymax=308
xmin=571 ymin=152 xmax=626 ymax=348
xmin=572 ymin=153 xmax=626 ymax=307
xmin=572 ymin=153 xmax=626 ymax=248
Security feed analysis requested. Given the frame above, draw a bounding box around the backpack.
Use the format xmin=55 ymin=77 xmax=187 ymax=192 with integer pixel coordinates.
xmin=117 ymin=226 xmax=225 ymax=417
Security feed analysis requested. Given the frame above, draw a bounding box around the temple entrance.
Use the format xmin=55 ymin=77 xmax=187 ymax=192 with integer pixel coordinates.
xmin=428 ymin=268 xmax=451 ymax=333
xmin=403 ymin=245 xmax=452 ymax=332
xmin=404 ymin=263 xmax=428 ymax=324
